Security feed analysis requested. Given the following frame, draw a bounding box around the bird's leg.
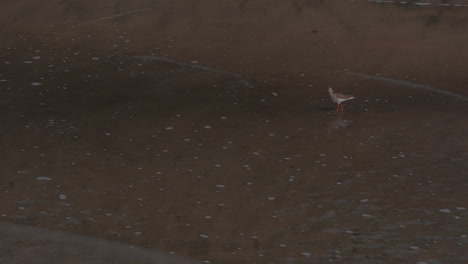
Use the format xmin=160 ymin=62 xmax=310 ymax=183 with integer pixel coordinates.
xmin=336 ymin=104 xmax=340 ymax=111
xmin=340 ymin=104 xmax=344 ymax=111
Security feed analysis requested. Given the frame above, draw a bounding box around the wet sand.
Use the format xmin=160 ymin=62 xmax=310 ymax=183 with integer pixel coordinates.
xmin=1 ymin=1 xmax=467 ymax=263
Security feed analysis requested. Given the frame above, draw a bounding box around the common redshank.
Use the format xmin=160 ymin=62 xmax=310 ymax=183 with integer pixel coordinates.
xmin=328 ymin=87 xmax=355 ymax=111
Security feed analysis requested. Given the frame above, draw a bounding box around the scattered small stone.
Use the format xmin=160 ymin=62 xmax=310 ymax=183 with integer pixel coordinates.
xmin=36 ymin=177 xmax=52 ymax=181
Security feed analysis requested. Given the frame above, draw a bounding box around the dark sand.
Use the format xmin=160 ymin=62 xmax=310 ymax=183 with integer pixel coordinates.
xmin=0 ymin=1 xmax=467 ymax=263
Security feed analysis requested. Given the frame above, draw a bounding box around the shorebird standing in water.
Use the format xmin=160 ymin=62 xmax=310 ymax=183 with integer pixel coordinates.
xmin=328 ymin=87 xmax=355 ymax=111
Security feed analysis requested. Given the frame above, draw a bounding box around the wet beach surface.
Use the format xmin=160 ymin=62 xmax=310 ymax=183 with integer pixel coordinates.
xmin=1 ymin=1 xmax=467 ymax=263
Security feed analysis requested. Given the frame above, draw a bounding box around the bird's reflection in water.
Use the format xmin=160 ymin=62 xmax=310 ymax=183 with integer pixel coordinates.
xmin=327 ymin=113 xmax=351 ymax=134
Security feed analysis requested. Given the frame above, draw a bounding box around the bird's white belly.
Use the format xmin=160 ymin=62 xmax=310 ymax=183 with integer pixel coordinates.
xmin=330 ymin=96 xmax=339 ymax=103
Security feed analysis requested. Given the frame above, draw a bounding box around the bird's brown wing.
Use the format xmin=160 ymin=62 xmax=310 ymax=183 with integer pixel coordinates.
xmin=334 ymin=92 xmax=354 ymax=99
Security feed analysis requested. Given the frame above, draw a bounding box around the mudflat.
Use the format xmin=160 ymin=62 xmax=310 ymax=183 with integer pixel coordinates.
xmin=0 ymin=1 xmax=467 ymax=263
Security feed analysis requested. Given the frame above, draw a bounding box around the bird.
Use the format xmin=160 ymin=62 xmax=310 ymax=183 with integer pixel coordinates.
xmin=328 ymin=87 xmax=355 ymax=111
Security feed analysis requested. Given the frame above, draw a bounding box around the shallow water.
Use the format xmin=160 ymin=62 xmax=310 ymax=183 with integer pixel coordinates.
xmin=0 ymin=0 xmax=467 ymax=263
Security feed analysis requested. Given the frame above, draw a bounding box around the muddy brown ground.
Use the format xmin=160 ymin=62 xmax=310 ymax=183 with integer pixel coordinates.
xmin=1 ymin=1 xmax=467 ymax=263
